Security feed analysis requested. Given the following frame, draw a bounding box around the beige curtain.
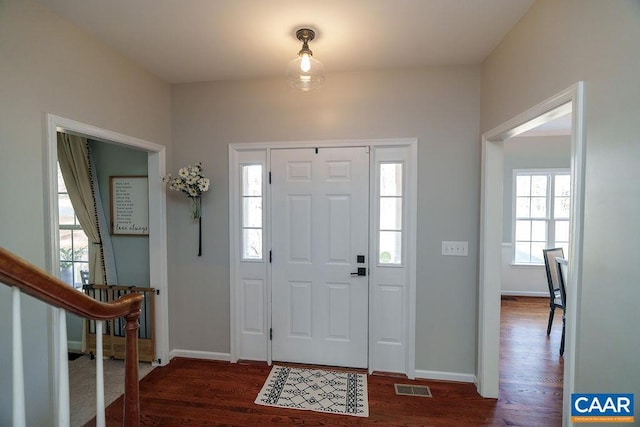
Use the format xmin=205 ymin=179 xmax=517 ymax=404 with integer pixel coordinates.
xmin=57 ymin=133 xmax=105 ymax=285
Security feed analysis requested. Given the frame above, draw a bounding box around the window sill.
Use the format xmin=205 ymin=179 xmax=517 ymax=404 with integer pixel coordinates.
xmin=510 ymin=262 xmax=544 ymax=267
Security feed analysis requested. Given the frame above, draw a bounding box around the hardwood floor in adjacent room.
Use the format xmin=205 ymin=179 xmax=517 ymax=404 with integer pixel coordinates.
xmin=98 ymin=297 xmax=563 ymax=426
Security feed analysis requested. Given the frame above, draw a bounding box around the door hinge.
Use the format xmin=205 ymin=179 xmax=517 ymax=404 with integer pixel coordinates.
xmin=269 ymin=171 xmax=272 ymax=184
xmin=315 ymin=147 xmax=318 ymax=154
xmin=270 ymin=328 xmax=273 ymax=340
xmin=155 ymin=289 xmax=160 ymax=295
xmin=269 ymin=250 xmax=272 ymax=263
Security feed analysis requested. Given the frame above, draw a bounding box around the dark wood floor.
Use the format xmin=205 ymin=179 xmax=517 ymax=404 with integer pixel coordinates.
xmin=99 ymin=297 xmax=563 ymax=426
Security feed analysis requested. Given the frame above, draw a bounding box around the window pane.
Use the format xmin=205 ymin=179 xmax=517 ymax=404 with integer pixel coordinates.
xmin=555 ymin=175 xmax=571 ymax=196
xmin=513 ymin=171 xmax=569 ymax=265
xmin=59 ymin=229 xmax=73 ymax=285
xmin=379 ymin=197 xmax=402 ymax=230
xmin=242 ymin=229 xmax=262 ymax=260
xmin=515 ymin=197 xmax=530 ymax=217
xmin=531 ymin=175 xmax=548 ymax=196
xmin=72 ymin=230 xmax=89 ymax=261
xmin=60 ymin=265 xmax=73 ymax=286
xmin=530 ymin=197 xmax=547 ymax=218
xmin=379 ymin=231 xmax=402 ymax=264
xmin=531 ymin=220 xmax=547 ymax=241
xmin=530 ymin=242 xmax=546 ymax=263
xmin=515 ymin=220 xmax=531 ymax=241
xmin=59 ymin=229 xmax=73 ymax=256
xmin=57 ymin=164 xmax=67 ymax=193
xmin=242 ymin=197 xmax=262 ymax=227
xmin=380 ymin=163 xmax=403 ymax=196
xmin=554 ymin=196 xmax=570 ymax=218
xmin=242 ymin=165 xmax=262 ymax=196
xmin=516 ymin=175 xmax=531 ymax=197
xmin=59 ymin=194 xmax=75 ymax=225
xmin=514 ymin=242 xmax=531 ymax=263
xmin=555 ymin=220 xmax=570 ymax=243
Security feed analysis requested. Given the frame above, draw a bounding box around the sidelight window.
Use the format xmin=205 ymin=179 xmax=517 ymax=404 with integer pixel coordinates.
xmin=241 ymin=164 xmax=263 ymax=260
xmin=378 ymin=163 xmax=403 ymax=264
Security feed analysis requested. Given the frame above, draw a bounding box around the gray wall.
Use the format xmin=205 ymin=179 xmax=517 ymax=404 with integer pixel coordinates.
xmin=482 ymin=0 xmax=640 ymax=397
xmin=0 ymin=0 xmax=170 ymax=424
xmin=169 ymin=66 xmax=481 ymax=375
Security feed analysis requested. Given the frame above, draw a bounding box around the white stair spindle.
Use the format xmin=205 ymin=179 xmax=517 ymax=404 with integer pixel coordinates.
xmin=12 ymin=287 xmax=26 ymax=427
xmin=96 ymin=321 xmax=105 ymax=427
xmin=57 ymin=308 xmax=70 ymax=426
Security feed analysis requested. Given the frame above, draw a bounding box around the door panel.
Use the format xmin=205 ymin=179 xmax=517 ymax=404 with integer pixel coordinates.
xmin=271 ymin=147 xmax=369 ymax=368
xmin=288 ymin=195 xmax=312 ymax=262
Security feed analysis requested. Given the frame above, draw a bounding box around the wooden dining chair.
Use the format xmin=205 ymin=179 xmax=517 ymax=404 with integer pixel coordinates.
xmin=555 ymin=257 xmax=569 ymax=356
xmin=542 ymin=248 xmax=565 ymax=336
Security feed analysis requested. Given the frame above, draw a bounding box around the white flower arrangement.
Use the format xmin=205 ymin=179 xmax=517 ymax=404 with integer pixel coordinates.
xmin=163 ymin=162 xmax=210 ymax=197
xmin=163 ymin=162 xmax=210 ymax=255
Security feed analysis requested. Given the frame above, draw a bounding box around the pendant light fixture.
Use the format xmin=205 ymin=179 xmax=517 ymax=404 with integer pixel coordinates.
xmin=286 ymin=28 xmax=325 ymax=91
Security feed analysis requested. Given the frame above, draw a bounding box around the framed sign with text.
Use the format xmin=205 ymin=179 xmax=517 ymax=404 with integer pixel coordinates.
xmin=109 ymin=176 xmax=149 ymax=235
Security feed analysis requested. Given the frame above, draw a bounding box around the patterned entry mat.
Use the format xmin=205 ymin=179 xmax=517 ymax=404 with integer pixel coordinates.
xmin=255 ymin=365 xmax=369 ymax=417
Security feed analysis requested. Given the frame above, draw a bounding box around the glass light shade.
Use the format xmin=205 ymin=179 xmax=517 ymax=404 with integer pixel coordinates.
xmin=286 ymin=55 xmax=325 ymax=91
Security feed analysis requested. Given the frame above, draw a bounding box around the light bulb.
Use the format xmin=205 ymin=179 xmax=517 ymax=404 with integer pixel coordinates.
xmin=300 ymin=53 xmax=311 ymax=72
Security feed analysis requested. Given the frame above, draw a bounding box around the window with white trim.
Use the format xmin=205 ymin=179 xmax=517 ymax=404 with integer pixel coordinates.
xmin=378 ymin=162 xmax=403 ymax=264
xmin=57 ymin=164 xmax=89 ymax=289
xmin=241 ymin=164 xmax=263 ymax=260
xmin=513 ymin=169 xmax=570 ymax=264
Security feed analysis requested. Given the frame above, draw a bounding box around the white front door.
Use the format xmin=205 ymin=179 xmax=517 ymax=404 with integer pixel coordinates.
xmin=271 ymin=147 xmax=369 ymax=368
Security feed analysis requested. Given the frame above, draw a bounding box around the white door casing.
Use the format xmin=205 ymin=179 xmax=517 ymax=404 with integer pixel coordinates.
xmin=478 ymin=82 xmax=584 ymax=423
xmin=44 ymin=114 xmax=170 ymax=422
xmin=229 ymin=139 xmax=417 ymax=377
xmin=271 ymin=147 xmax=370 ymax=368
xmin=45 ymin=114 xmax=169 ymax=366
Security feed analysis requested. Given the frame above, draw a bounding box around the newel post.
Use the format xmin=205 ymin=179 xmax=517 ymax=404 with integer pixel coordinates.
xmin=123 ymin=310 xmax=141 ymax=426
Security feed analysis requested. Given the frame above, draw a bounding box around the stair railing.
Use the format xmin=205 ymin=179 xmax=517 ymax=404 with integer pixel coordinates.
xmin=0 ymin=247 xmax=143 ymax=427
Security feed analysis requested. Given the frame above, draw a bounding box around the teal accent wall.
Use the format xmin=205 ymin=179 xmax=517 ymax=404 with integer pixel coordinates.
xmin=67 ymin=141 xmax=150 ymax=346
xmin=89 ymin=139 xmax=150 ymax=287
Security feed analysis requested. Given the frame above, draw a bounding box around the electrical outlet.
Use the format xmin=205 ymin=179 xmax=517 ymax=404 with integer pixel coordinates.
xmin=441 ymin=241 xmax=468 ymax=256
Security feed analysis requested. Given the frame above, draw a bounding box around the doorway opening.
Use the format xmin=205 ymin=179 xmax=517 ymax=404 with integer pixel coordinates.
xmin=478 ymin=84 xmax=585 ymax=422
xmin=44 ymin=114 xmax=170 ymax=368
xmin=497 ymin=104 xmax=573 ymax=422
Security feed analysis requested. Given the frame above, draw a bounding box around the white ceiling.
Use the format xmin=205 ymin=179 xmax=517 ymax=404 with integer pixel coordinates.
xmin=35 ymin=0 xmax=534 ymax=84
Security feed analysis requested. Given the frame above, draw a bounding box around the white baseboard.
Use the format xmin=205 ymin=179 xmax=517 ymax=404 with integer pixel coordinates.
xmin=501 ymin=291 xmax=548 ymax=297
xmin=67 ymin=340 xmax=82 ymax=352
xmin=169 ymin=349 xmax=231 ymax=362
xmin=415 ymin=369 xmax=476 ymax=384
xmin=167 ymin=351 xmax=474 ymax=384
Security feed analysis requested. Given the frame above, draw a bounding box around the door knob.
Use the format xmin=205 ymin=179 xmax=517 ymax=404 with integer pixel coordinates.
xmin=350 ymin=267 xmax=367 ymax=276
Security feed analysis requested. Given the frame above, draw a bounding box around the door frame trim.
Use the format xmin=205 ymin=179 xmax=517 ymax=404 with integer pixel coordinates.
xmin=44 ymin=114 xmax=170 ymax=376
xmin=229 ymin=138 xmax=417 ymax=377
xmin=477 ymin=82 xmax=584 ymax=417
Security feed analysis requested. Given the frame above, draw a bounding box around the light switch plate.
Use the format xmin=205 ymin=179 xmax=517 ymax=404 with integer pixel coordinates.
xmin=442 ymin=241 xmax=468 ymax=256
